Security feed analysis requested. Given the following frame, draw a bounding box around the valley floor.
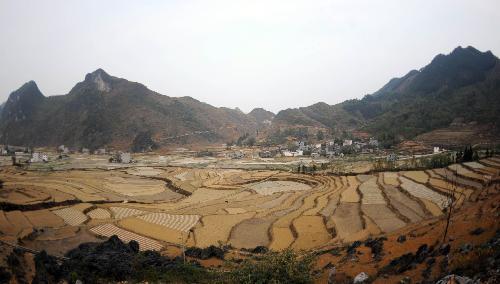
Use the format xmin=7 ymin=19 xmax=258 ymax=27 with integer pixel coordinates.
xmin=0 ymin=156 xmax=499 ymax=282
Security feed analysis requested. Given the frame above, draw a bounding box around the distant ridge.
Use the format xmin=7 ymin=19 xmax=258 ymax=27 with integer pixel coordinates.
xmin=0 ymin=69 xmax=258 ymax=149
xmin=274 ymin=46 xmax=500 ymax=144
xmin=1 ymin=46 xmax=499 ymax=149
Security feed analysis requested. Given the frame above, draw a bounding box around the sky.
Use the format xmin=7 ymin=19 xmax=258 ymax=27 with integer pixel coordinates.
xmin=1 ymin=1 xmax=500 ymax=113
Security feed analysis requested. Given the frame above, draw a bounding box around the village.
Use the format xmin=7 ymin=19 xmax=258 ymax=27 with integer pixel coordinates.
xmin=0 ymin=134 xmax=450 ymax=173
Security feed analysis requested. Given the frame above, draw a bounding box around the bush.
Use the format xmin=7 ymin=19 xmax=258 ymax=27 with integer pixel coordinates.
xmin=30 ymin=235 xmax=216 ymax=283
xmin=227 ymin=249 xmax=316 ymax=284
xmin=185 ymin=245 xmax=225 ymax=260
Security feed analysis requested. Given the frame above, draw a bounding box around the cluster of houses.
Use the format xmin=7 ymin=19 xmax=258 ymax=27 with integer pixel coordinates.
xmin=57 ymin=145 xmax=107 ymax=155
xmin=109 ymin=152 xmax=133 ymax=164
xmin=257 ymin=138 xmax=381 ymax=159
xmin=0 ymin=145 xmax=45 ymax=164
xmin=0 ymin=144 xmax=134 ymax=165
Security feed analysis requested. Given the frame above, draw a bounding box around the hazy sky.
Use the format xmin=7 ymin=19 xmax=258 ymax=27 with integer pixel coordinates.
xmin=1 ymin=0 xmax=500 ymax=113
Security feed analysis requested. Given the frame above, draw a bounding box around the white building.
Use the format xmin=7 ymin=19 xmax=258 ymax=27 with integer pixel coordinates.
xmin=296 ymin=141 xmax=307 ymax=151
xmin=387 ymin=153 xmax=398 ymax=162
xmin=120 ymin=152 xmax=131 ymax=163
xmin=433 ymin=147 xmax=440 ymax=153
xmin=30 ymin=152 xmax=48 ymax=163
xmin=226 ymin=151 xmax=244 ymax=159
xmin=258 ymin=151 xmax=273 ymax=158
xmin=369 ymin=138 xmax=379 ymax=147
xmin=94 ymin=148 xmax=106 ymax=155
xmin=343 ymin=140 xmax=353 ymax=146
xmin=283 ymin=150 xmax=303 ymax=157
xmin=58 ymin=145 xmax=69 ymax=154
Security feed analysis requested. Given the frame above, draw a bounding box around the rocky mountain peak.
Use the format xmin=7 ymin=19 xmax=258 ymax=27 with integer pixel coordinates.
xmin=6 ymin=80 xmax=44 ymax=103
xmin=83 ymin=68 xmax=113 ymax=92
xmin=1 ymin=80 xmax=45 ymax=122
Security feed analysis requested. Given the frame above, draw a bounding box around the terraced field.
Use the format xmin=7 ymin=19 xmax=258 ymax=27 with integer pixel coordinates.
xmin=90 ymin=223 xmax=163 ymax=251
xmin=52 ymin=207 xmax=88 ymax=226
xmin=0 ymin=158 xmax=497 ymax=254
xmin=87 ymin=208 xmax=111 ymax=219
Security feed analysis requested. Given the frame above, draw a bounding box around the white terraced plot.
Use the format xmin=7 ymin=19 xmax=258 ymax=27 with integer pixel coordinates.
xmin=449 ymin=164 xmax=483 ymax=179
xmin=174 ymin=171 xmax=192 ymax=181
xmin=103 ymin=177 xmax=166 ymax=196
xmin=87 ymin=208 xmax=111 ymax=219
xmin=52 ymin=207 xmax=88 ymax=226
xmin=127 ymin=167 xmax=163 ymax=176
xmin=358 ymin=176 xmax=386 ymax=205
xmin=247 ymin=181 xmax=311 ymax=195
xmin=463 ymin=162 xmax=485 ymax=169
xmin=138 ymin=213 xmax=199 ymax=232
xmin=90 ymin=223 xmax=163 ymax=251
xmin=399 ymin=177 xmax=450 ymax=209
xmin=110 ymin=207 xmax=146 ymax=219
xmin=383 ymin=172 xmax=400 ymax=186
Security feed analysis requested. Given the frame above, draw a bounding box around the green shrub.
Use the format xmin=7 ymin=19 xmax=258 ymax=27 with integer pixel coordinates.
xmin=227 ymin=249 xmax=316 ymax=284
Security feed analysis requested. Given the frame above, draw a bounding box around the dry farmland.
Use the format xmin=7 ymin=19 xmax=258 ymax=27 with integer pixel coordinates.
xmin=0 ymin=157 xmax=498 ymax=255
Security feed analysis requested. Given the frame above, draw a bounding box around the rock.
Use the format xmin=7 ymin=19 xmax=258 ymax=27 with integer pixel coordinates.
xmin=353 ymin=272 xmax=369 ymax=283
xmin=397 ymin=235 xmax=407 ymax=243
xmin=470 ymin=227 xmax=485 ymax=236
xmin=327 ymin=266 xmax=336 ymax=284
xmin=75 ymin=280 xmax=83 ymax=284
xmin=435 ymin=274 xmax=475 ymax=284
xmin=399 ymin=276 xmax=411 ymax=284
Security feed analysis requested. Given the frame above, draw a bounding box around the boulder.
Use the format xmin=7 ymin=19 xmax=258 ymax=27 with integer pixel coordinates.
xmin=435 ymin=274 xmax=475 ymax=284
xmin=353 ymin=272 xmax=369 ymax=283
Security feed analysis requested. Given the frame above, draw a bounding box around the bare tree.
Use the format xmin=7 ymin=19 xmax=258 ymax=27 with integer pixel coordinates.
xmin=442 ymin=168 xmax=459 ymax=243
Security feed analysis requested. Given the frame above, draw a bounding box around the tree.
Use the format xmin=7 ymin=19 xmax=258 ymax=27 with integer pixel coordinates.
xmin=246 ymin=137 xmax=256 ymax=147
xmin=472 ymin=150 xmax=479 ymax=161
xmin=462 ymin=145 xmax=473 ymax=162
xmin=131 ymin=131 xmax=158 ymax=153
xmin=316 ymin=130 xmax=324 ymax=141
xmin=236 ymin=133 xmax=249 ymax=146
xmin=442 ymin=168 xmax=461 ymax=243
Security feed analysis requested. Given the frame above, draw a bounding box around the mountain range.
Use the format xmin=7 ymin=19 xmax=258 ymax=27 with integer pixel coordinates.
xmin=273 ymin=46 xmax=500 ymax=145
xmin=0 ymin=69 xmax=259 ymax=149
xmin=1 ymin=46 xmax=499 ymax=150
